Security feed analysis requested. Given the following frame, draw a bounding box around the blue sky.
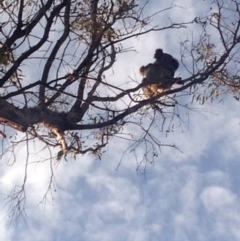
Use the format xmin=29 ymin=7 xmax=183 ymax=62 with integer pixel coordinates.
xmin=1 ymin=0 xmax=240 ymax=240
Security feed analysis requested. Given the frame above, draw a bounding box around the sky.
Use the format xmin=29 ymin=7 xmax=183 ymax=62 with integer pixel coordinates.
xmin=1 ymin=0 xmax=240 ymax=240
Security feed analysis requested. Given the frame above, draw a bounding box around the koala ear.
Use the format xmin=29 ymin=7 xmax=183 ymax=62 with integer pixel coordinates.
xmin=139 ymin=66 xmax=146 ymax=76
xmin=139 ymin=64 xmax=153 ymax=77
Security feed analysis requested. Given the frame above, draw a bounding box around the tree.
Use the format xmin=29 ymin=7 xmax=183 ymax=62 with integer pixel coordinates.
xmin=0 ymin=0 xmax=239 ymax=222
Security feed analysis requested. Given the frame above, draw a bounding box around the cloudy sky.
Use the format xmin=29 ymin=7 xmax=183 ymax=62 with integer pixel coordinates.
xmin=1 ymin=0 xmax=240 ymax=240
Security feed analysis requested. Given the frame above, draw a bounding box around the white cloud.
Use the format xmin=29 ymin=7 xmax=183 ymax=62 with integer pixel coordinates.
xmin=200 ymin=186 xmax=236 ymax=212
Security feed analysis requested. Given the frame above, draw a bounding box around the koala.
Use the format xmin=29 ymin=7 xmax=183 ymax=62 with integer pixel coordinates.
xmin=140 ymin=49 xmax=182 ymax=98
